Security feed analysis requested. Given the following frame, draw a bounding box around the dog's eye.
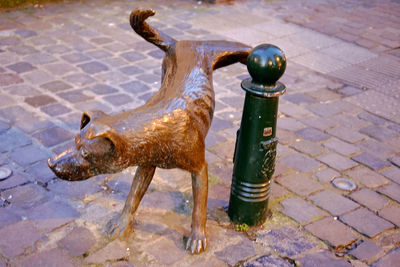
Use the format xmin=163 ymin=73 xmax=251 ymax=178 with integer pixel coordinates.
xmin=81 ymin=148 xmax=89 ymax=158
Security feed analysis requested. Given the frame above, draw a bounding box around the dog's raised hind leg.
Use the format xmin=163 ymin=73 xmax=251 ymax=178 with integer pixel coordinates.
xmin=106 ymin=165 xmax=156 ymax=238
xmin=186 ymin=163 xmax=208 ymax=254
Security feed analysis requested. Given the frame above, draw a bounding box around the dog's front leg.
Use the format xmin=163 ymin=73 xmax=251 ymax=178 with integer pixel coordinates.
xmin=186 ymin=163 xmax=208 ymax=254
xmin=106 ymin=165 xmax=156 ymax=238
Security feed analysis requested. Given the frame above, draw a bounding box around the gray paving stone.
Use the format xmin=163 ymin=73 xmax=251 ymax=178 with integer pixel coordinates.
xmin=22 ymin=69 xmax=52 ymax=85
xmin=121 ymin=51 xmax=146 ymax=62
xmin=16 ymin=248 xmax=78 ymax=267
xmin=338 ymin=86 xmax=363 ymax=96
xmin=284 ymin=93 xmax=316 ymax=104
xmin=358 ymin=112 xmax=387 ymax=126
xmin=25 ymin=94 xmax=57 ymax=107
xmin=25 ymin=161 xmax=56 ymax=184
xmin=350 ymin=240 xmax=382 ymax=261
xmin=381 ymin=167 xmax=400 ymax=184
xmin=318 ymin=153 xmax=358 ymax=171
xmin=3 ymin=84 xmax=41 ymax=96
xmin=308 ymin=190 xmax=359 ymax=216
xmin=315 ymin=168 xmax=340 ymax=183
xmin=8 ymin=44 xmax=39 ymax=55
xmin=356 ymin=139 xmax=396 ymax=160
xmin=59 ymin=227 xmax=96 ymax=256
xmin=24 ymin=52 xmax=57 ymax=65
xmin=290 ymin=139 xmax=327 ymax=157
xmin=61 ymin=52 xmax=91 ymax=63
xmin=58 ymin=89 xmax=94 ymax=103
xmin=9 ymin=144 xmax=51 ymax=167
xmin=0 ymin=220 xmax=45 ymax=258
xmin=349 ymin=188 xmax=388 ymax=211
xmin=63 ymin=73 xmax=96 ymax=86
xmin=389 ymin=156 xmax=400 ymax=168
xmin=48 ymin=178 xmax=101 ymax=199
xmin=300 ymin=116 xmax=337 ymax=131
xmin=340 ymin=208 xmax=394 ymax=238
xmin=244 ymin=254 xmax=292 ymax=267
xmin=32 ymin=126 xmax=73 ymax=147
xmin=15 ymin=29 xmax=37 ymax=38
xmin=331 ymin=114 xmax=366 ymax=129
xmin=277 ymin=173 xmax=323 ymax=197
xmin=44 ymin=62 xmax=77 ymax=76
xmin=27 ymin=200 xmax=80 ymax=232
xmin=297 ymin=250 xmax=352 ymax=267
xmin=89 ymin=83 xmax=118 ymax=95
xmin=305 ymin=217 xmax=357 ymax=248
xmin=85 ymin=239 xmax=128 ymax=264
xmin=78 ymin=61 xmax=109 ymax=74
xmin=347 ymin=90 xmax=400 ymax=124
xmin=139 ymin=236 xmax=187 ymax=264
xmin=378 ymin=206 xmax=400 ymax=227
xmin=215 ymin=239 xmax=256 ymax=266
xmin=293 ymin=52 xmax=349 ymax=74
xmin=3 ymin=183 xmax=51 ymax=211
xmin=120 ymin=80 xmax=150 ymax=94
xmin=372 ymin=247 xmax=400 ymax=267
xmin=41 ymin=103 xmax=72 ymax=116
xmin=0 ymin=171 xmax=30 ymax=190
xmin=277 ymin=117 xmax=305 ymax=131
xmin=327 ymin=126 xmax=367 ymax=144
xmin=280 ymin=152 xmax=322 ymax=172
xmin=345 ymin=166 xmax=389 ymax=188
xmin=103 ymin=93 xmax=133 ymax=106
xmin=377 ymin=183 xmax=400 ymax=203
xmin=7 ymin=62 xmax=36 ymax=75
xmin=279 ymin=102 xmax=311 ymax=118
xmin=0 ymin=208 xmax=20 ymax=229
xmin=307 ymin=102 xmax=341 ymax=117
xmin=41 ymin=80 xmax=73 ymax=92
xmin=295 ymin=127 xmax=330 ymax=142
xmin=0 ymin=129 xmax=31 ymax=152
xmin=257 ymin=227 xmax=316 ymax=257
xmin=281 ymin=196 xmax=327 ymax=224
xmin=352 ymin=153 xmax=391 ymax=171
xmin=323 ymin=138 xmax=360 ymax=156
xmin=360 ymin=125 xmax=398 ymax=141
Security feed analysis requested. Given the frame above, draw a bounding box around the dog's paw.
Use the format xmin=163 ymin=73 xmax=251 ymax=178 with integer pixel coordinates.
xmin=185 ymin=231 xmax=207 ymax=254
xmin=105 ymin=214 xmax=132 ymax=239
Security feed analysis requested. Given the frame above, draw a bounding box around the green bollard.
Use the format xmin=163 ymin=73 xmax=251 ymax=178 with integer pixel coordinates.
xmin=228 ymin=44 xmax=286 ymax=226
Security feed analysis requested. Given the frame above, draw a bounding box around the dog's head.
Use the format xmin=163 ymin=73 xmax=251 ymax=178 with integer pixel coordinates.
xmin=48 ymin=110 xmax=126 ymax=181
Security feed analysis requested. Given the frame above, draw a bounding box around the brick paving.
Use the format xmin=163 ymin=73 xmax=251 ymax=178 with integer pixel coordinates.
xmin=0 ymin=0 xmax=399 ymax=266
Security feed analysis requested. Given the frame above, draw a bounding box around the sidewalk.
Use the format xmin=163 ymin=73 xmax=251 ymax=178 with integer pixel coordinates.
xmin=0 ymin=0 xmax=399 ymax=266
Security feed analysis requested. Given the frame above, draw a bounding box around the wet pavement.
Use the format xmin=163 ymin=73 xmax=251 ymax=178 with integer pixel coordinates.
xmin=0 ymin=0 xmax=399 ymax=266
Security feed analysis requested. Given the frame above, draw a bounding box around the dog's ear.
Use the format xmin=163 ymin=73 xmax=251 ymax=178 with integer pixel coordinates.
xmin=80 ymin=110 xmax=107 ymax=130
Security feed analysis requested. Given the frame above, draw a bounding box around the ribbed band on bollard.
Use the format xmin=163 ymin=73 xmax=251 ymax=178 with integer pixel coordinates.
xmin=228 ymin=44 xmax=286 ymax=226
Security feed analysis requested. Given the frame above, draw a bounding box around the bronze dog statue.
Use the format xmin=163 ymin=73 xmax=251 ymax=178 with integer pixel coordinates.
xmin=48 ymin=8 xmax=251 ymax=254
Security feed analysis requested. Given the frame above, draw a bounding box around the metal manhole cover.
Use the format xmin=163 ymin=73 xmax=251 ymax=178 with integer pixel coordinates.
xmin=0 ymin=167 xmax=12 ymax=181
xmin=332 ymin=177 xmax=356 ymax=191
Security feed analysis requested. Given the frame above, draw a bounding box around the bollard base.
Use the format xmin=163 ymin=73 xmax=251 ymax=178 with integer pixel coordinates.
xmin=228 ymin=195 xmax=269 ymax=226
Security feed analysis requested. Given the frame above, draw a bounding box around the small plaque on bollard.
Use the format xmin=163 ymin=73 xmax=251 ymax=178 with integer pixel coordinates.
xmin=263 ymin=127 xmax=272 ymax=137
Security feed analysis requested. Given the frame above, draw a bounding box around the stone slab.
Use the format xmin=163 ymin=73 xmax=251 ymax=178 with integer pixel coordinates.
xmin=340 ymin=208 xmax=394 ymax=238
xmin=349 ymin=188 xmax=388 ymax=211
xmin=0 ymin=220 xmax=45 ymax=258
xmin=276 ymin=173 xmax=324 ymax=197
xmin=305 ymin=217 xmax=357 ymax=248
xmin=308 ymin=190 xmax=359 ymax=216
xmin=281 ymin=196 xmax=328 ymax=224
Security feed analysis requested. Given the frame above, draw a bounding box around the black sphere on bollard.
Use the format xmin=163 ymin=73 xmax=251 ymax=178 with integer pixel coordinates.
xmin=247 ymin=44 xmax=286 ymax=86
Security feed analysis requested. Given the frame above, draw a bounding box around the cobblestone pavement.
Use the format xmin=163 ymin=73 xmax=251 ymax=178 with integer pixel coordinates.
xmin=0 ymin=0 xmax=399 ymax=266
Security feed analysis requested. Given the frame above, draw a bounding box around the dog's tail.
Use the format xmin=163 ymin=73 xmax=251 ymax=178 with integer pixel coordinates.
xmin=130 ymin=8 xmax=176 ymax=52
xmin=208 ymin=41 xmax=252 ymax=70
